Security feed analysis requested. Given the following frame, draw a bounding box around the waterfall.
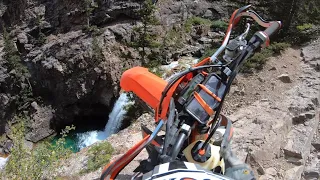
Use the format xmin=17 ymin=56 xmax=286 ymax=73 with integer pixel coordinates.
xmin=0 ymin=156 xmax=8 ymax=170
xmin=77 ymin=93 xmax=131 ymax=149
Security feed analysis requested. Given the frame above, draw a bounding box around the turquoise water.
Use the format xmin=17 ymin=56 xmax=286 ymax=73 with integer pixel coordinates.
xmin=51 ymin=93 xmax=131 ymax=153
xmin=51 ymin=132 xmax=80 ymax=153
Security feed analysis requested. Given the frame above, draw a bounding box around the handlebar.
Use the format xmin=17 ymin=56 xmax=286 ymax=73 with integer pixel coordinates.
xmin=210 ymin=5 xmax=281 ymax=63
xmin=264 ymin=21 xmax=282 ymax=37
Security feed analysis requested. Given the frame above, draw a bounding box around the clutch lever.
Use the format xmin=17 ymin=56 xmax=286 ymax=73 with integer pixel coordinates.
xmin=210 ymin=5 xmax=251 ymax=63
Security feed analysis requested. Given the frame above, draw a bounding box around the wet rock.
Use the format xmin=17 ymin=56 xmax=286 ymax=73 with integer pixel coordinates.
xmin=277 ymin=74 xmax=292 ymax=83
xmin=284 ymin=166 xmax=304 ymax=180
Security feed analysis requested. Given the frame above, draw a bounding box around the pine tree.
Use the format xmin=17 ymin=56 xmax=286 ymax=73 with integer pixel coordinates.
xmin=133 ymin=0 xmax=159 ymax=65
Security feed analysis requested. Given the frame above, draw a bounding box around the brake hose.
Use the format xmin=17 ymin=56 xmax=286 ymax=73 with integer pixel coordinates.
xmin=201 ymin=33 xmax=266 ymax=150
xmin=157 ymin=64 xmax=231 ymax=116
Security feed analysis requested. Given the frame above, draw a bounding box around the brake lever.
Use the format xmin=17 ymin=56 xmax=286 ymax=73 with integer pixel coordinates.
xmin=210 ymin=5 xmax=251 ymax=63
xmin=239 ymin=23 xmax=250 ymax=41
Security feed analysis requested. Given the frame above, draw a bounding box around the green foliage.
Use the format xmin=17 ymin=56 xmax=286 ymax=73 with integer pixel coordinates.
xmin=132 ymin=0 xmax=160 ymax=65
xmin=83 ymin=25 xmax=101 ymax=36
xmin=242 ymin=48 xmax=273 ymax=72
xmin=3 ymin=28 xmax=29 ymax=79
xmin=242 ymin=42 xmax=291 ymax=73
xmin=4 ymin=118 xmax=75 ymax=179
xmin=266 ymin=42 xmax=291 ymax=54
xmin=185 ymin=16 xmax=213 ymax=33
xmin=296 ymin=23 xmax=313 ymax=31
xmin=253 ymin=0 xmax=319 ymax=43
xmin=37 ymin=32 xmax=47 ymax=45
xmin=162 ymin=27 xmax=184 ymax=50
xmin=83 ymin=0 xmax=98 ymax=26
xmin=3 ymin=27 xmax=35 ymax=112
xmin=211 ymin=20 xmax=228 ymax=32
xmin=16 ymin=82 xmax=34 ymax=111
xmin=81 ymin=141 xmax=114 ymax=174
xmin=34 ymin=15 xmax=47 ymax=45
xmin=123 ymin=101 xmax=142 ymax=121
xmin=152 ymin=67 xmax=164 ymax=77
xmin=120 ymin=51 xmax=133 ymax=60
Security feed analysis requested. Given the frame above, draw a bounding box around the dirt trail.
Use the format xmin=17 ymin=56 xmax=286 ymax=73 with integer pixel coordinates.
xmin=114 ymin=45 xmax=319 ymax=180
xmin=227 ymin=43 xmax=320 ymax=180
xmin=59 ymin=41 xmax=320 ymax=180
xmin=228 ymin=47 xmax=319 ymax=179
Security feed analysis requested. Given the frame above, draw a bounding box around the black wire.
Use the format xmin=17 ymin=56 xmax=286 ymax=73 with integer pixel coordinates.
xmin=201 ymin=35 xmax=262 ymax=150
xmin=157 ymin=64 xmax=229 ymax=116
xmin=200 ymin=69 xmax=238 ymax=150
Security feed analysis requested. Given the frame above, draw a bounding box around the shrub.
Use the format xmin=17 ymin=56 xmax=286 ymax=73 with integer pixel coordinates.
xmin=267 ymin=42 xmax=291 ymax=54
xmin=4 ymin=117 xmax=75 ymax=179
xmin=163 ymin=27 xmax=184 ymax=49
xmin=242 ymin=42 xmax=290 ymax=73
xmin=296 ymin=23 xmax=313 ymax=31
xmin=211 ymin=20 xmax=228 ymax=32
xmin=185 ymin=16 xmax=213 ymax=33
xmin=242 ymin=48 xmax=273 ymax=72
xmin=3 ymin=27 xmax=29 ymax=79
xmin=37 ymin=32 xmax=47 ymax=45
xmin=132 ymin=0 xmax=159 ymax=65
xmin=81 ymin=141 xmax=114 ymax=174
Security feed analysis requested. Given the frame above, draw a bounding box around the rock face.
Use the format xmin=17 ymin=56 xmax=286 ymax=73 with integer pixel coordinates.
xmin=224 ymin=45 xmax=320 ymax=180
xmin=0 ymin=0 xmax=234 ymax=143
xmin=26 ymin=30 xmax=134 ymax=128
xmin=0 ymin=0 xmax=143 ymax=141
xmin=25 ymin=102 xmax=55 ymax=142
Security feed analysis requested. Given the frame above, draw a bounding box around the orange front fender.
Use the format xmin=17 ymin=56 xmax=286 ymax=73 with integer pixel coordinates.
xmin=120 ymin=67 xmax=167 ymax=110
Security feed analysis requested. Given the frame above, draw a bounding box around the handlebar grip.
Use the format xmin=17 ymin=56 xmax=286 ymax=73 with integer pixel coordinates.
xmin=264 ymin=21 xmax=281 ymax=37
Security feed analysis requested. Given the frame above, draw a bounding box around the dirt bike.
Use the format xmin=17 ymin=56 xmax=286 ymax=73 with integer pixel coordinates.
xmin=100 ymin=5 xmax=282 ymax=180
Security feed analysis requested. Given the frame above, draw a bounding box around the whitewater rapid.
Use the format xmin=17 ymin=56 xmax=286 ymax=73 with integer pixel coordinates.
xmin=77 ymin=93 xmax=131 ymax=149
xmin=0 ymin=156 xmax=8 ymax=169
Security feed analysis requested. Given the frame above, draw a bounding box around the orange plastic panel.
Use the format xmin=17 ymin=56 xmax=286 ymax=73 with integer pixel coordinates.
xmin=120 ymin=67 xmax=167 ymax=110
